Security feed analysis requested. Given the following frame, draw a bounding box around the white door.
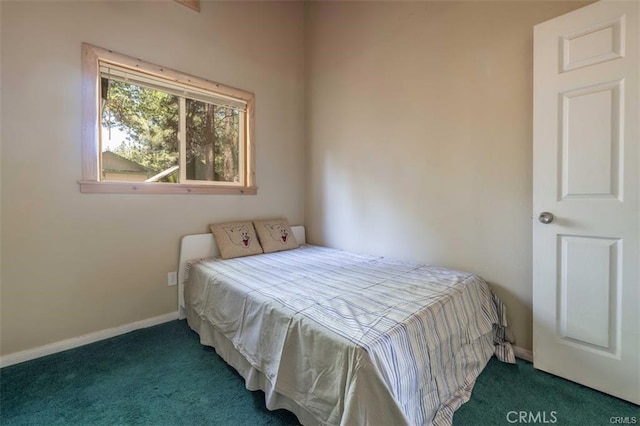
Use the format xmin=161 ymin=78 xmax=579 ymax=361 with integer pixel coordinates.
xmin=533 ymin=0 xmax=639 ymax=404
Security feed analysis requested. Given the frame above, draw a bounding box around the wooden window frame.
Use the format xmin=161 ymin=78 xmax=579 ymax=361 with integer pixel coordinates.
xmin=174 ymin=0 xmax=200 ymax=13
xmin=79 ymin=43 xmax=256 ymax=195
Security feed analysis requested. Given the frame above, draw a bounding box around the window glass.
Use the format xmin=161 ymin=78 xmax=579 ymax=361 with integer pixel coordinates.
xmin=185 ymin=100 xmax=240 ymax=183
xmin=101 ymin=79 xmax=179 ymax=183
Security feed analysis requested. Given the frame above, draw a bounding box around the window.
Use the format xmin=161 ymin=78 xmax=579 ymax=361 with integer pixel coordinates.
xmin=80 ymin=43 xmax=256 ymax=194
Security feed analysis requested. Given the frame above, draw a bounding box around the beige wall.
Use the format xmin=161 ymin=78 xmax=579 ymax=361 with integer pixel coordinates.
xmin=304 ymin=1 xmax=589 ymax=351
xmin=0 ymin=1 xmax=304 ymax=356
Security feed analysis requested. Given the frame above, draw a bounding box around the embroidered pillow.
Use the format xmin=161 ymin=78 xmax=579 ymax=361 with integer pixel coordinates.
xmin=253 ymin=218 xmax=299 ymax=253
xmin=209 ymin=221 xmax=263 ymax=259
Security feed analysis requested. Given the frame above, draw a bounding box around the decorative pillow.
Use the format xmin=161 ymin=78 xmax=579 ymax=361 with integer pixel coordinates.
xmin=253 ymin=218 xmax=299 ymax=253
xmin=209 ymin=221 xmax=263 ymax=259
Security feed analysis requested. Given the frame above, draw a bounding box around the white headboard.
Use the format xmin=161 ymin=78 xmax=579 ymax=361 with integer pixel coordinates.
xmin=178 ymin=225 xmax=306 ymax=319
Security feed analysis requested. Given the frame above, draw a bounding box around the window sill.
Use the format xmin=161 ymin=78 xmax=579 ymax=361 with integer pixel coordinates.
xmin=79 ymin=181 xmax=257 ymax=195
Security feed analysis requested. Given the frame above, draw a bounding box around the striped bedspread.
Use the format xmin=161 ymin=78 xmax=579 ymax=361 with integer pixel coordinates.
xmin=186 ymin=245 xmax=514 ymax=425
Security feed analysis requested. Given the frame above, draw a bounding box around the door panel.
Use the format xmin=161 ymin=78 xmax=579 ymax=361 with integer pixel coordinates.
xmin=533 ymin=0 xmax=639 ymax=404
xmin=561 ymin=81 xmax=621 ymax=198
xmin=558 ymin=235 xmax=619 ymax=353
xmin=561 ymin=16 xmax=624 ymax=72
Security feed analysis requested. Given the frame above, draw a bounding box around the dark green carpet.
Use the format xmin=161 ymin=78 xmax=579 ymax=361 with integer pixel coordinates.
xmin=1 ymin=320 xmax=637 ymax=425
xmin=453 ymin=354 xmax=639 ymax=425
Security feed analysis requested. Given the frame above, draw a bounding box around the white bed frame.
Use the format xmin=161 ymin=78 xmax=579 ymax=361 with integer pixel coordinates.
xmin=178 ymin=226 xmax=306 ymax=319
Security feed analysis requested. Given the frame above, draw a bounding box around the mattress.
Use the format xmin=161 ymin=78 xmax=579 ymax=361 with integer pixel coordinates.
xmin=185 ymin=245 xmax=514 ymax=425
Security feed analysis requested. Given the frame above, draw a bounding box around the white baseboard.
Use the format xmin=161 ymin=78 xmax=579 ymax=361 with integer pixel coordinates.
xmin=513 ymin=345 xmax=533 ymax=362
xmin=0 ymin=311 xmax=178 ymax=368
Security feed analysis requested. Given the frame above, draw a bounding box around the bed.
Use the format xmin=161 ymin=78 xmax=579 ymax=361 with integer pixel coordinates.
xmin=178 ymin=226 xmax=514 ymax=426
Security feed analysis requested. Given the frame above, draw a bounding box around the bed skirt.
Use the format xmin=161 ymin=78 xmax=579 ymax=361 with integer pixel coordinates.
xmin=187 ymin=306 xmax=321 ymax=425
xmin=186 ymin=305 xmax=498 ymax=426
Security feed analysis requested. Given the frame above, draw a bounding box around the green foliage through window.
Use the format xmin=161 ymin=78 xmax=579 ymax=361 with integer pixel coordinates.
xmin=100 ymin=78 xmax=240 ymax=183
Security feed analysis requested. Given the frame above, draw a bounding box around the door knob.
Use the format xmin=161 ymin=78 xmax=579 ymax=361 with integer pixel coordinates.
xmin=538 ymin=212 xmax=554 ymax=224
